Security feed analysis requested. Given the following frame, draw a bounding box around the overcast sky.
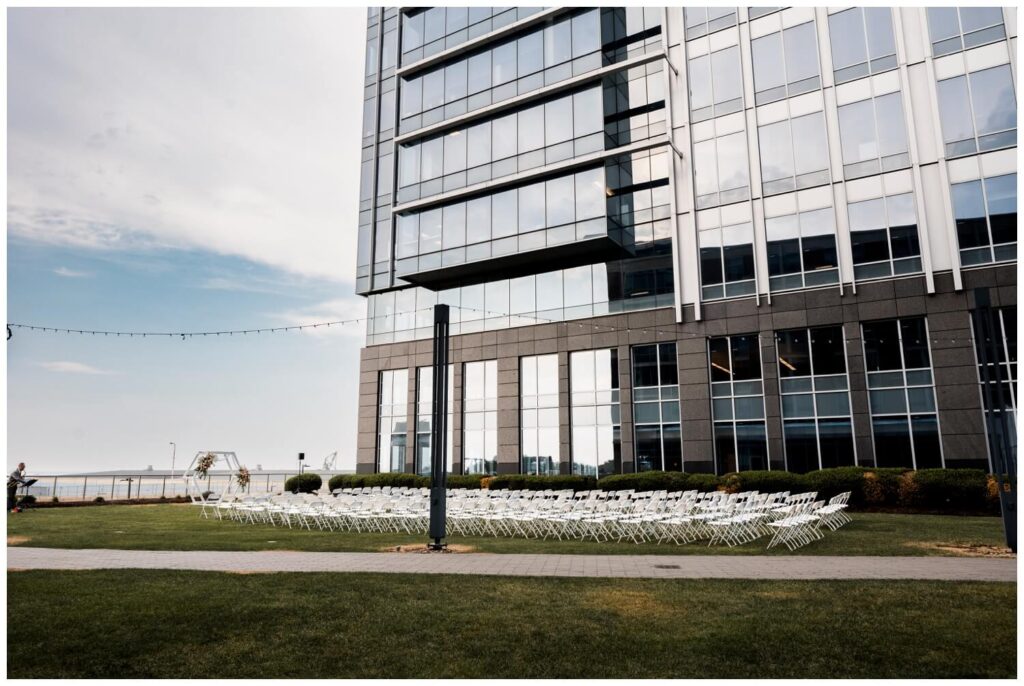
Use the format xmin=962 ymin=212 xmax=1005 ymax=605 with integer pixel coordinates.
xmin=8 ymin=8 xmax=369 ymax=473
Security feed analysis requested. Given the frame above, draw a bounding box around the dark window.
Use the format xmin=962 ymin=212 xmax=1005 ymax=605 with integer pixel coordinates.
xmin=709 ymin=337 xmax=731 ymax=382
xmin=810 ymin=326 xmax=847 ymax=375
xmin=632 ymin=345 xmax=660 ymax=387
xmin=801 ymin=233 xmax=838 ymax=272
xmin=723 ymin=242 xmax=755 ymax=282
xmin=900 ymin=318 xmax=931 ymax=369
xmin=862 ymin=320 xmax=901 ymax=372
xmin=658 ymin=342 xmax=678 ymax=385
xmin=709 ymin=334 xmax=768 ymax=473
xmin=818 ymin=418 xmax=856 ymax=469
xmin=783 ymin=419 xmax=818 ymax=473
xmin=777 ymin=325 xmax=854 ymax=472
xmin=863 ymin=317 xmax=940 ymax=469
xmin=730 ymin=335 xmax=761 ymax=380
xmin=872 ymin=416 xmax=912 ymax=467
xmin=777 ymin=330 xmax=811 ymax=377
xmin=700 ymin=245 xmax=723 ymax=286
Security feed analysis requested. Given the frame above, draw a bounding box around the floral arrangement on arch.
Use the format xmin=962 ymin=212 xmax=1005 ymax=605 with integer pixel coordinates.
xmin=236 ymin=466 xmax=251 ymax=490
xmin=195 ymin=452 xmax=216 ymax=478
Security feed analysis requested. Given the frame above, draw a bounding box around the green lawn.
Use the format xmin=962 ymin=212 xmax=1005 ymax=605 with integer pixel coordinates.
xmin=6 ymin=503 xmax=1009 ymax=556
xmin=6 ymin=570 xmax=1015 ymax=678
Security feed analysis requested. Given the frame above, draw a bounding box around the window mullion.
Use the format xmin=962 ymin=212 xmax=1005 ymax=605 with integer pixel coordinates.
xmin=980 ymin=177 xmax=996 ymax=259
xmin=860 ymin=9 xmax=872 ymax=72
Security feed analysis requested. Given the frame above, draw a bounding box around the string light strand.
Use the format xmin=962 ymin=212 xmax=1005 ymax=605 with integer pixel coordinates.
xmin=6 ymin=302 xmax=983 ymax=348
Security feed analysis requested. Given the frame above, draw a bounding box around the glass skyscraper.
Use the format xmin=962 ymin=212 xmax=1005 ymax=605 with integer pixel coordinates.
xmin=355 ymin=6 xmax=1016 ymax=477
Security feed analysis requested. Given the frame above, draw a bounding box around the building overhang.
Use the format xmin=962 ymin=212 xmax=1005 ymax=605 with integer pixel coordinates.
xmin=399 ymin=235 xmax=634 ymax=291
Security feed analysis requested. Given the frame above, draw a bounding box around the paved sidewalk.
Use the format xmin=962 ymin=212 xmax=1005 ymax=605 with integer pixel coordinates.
xmin=6 ymin=547 xmax=1017 ymax=581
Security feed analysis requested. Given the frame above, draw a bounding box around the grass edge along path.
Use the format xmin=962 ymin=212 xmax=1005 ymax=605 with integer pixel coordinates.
xmin=6 ymin=503 xmax=1011 ymax=557
xmin=6 ymin=570 xmax=1016 ymax=679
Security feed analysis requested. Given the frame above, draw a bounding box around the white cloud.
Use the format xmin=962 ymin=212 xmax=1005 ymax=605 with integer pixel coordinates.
xmin=53 ymin=266 xmax=93 ymax=278
xmin=271 ymin=296 xmax=367 ymax=339
xmin=8 ymin=8 xmax=364 ymax=283
xmin=37 ymin=361 xmax=116 ymax=375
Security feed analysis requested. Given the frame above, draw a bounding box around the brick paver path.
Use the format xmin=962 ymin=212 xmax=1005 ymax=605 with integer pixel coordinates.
xmin=7 ymin=547 xmax=1016 ymax=581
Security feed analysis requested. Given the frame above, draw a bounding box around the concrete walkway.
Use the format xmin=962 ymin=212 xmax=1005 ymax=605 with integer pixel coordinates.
xmin=7 ymin=547 xmax=1017 ymax=581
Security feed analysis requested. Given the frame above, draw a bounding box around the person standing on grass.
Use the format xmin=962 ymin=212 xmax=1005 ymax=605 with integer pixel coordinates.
xmin=8 ymin=462 xmax=28 ymax=513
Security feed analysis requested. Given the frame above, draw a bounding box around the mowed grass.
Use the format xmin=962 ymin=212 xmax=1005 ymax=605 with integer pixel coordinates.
xmin=6 ymin=570 xmax=1016 ymax=678
xmin=6 ymin=503 xmax=1009 ymax=556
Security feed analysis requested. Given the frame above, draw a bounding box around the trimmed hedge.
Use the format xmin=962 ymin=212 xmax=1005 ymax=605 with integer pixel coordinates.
xmin=720 ymin=470 xmax=806 ymax=495
xmin=447 ymin=474 xmax=486 ymax=489
xmin=597 ymin=472 xmax=689 ymax=492
xmin=283 ymin=473 xmax=323 ymax=493
xmin=803 ymin=467 xmax=870 ymax=505
xmin=861 ymin=468 xmax=908 ymax=507
xmin=899 ymin=468 xmax=989 ymax=511
xmin=596 ymin=472 xmax=718 ymax=493
xmin=487 ymin=474 xmax=596 ymax=492
xmin=685 ymin=473 xmax=721 ymax=493
xmin=328 ymin=473 xmax=487 ymax=491
xmin=328 ymin=473 xmax=427 ymax=491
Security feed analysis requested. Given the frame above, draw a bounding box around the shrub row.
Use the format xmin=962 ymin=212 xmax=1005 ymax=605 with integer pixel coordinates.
xmin=602 ymin=467 xmax=998 ymax=514
xmin=283 ymin=473 xmax=323 ymax=493
xmin=321 ymin=467 xmax=1000 ymax=514
xmin=485 ymin=474 xmax=596 ymax=492
xmin=596 ymin=472 xmax=719 ymax=493
xmin=326 ymin=473 xmax=488 ymax=491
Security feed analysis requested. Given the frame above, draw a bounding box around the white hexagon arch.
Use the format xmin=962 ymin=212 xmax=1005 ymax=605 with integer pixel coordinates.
xmin=184 ymin=451 xmax=242 ymax=516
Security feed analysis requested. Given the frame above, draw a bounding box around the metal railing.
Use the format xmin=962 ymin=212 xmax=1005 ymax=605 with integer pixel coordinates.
xmin=13 ymin=471 xmax=351 ymax=503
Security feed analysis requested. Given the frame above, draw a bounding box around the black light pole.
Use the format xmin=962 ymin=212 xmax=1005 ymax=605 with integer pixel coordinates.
xmin=428 ymin=304 xmax=450 ymax=551
xmin=972 ymin=288 xmax=1016 ymax=552
xmin=297 ymin=452 xmax=305 ymax=492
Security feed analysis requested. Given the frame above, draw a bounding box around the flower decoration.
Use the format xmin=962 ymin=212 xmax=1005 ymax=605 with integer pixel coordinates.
xmin=195 ymin=452 xmax=216 ymax=478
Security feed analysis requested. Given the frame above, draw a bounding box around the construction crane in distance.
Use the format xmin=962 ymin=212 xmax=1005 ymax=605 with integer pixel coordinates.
xmin=322 ymin=451 xmax=338 ymax=471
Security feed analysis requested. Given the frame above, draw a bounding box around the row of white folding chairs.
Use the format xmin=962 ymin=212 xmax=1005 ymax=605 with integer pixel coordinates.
xmin=445 ymin=489 xmax=764 ymax=544
xmin=764 ymin=493 xmax=853 ymax=549
xmin=216 ymin=492 xmax=427 ymax=533
xmin=212 ymin=488 xmax=851 ymax=548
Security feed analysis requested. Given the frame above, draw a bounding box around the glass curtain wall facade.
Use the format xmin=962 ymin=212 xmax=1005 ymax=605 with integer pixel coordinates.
xmin=631 ymin=343 xmax=682 ymax=472
xmin=463 ymin=360 xmax=498 ymax=475
xmin=356 ymin=7 xmax=1017 ymax=478
xmin=971 ymin=306 xmax=1017 ymax=470
xmin=377 ymin=369 xmax=409 ymax=472
xmin=415 ymin=365 xmax=454 ymax=475
xmin=570 ymin=349 xmax=622 ymax=477
xmin=776 ymin=326 xmax=856 ymax=472
xmin=520 ymin=354 xmax=560 ymax=475
xmin=862 ymin=318 xmax=942 ymax=469
xmin=709 ymin=335 xmax=769 ymax=473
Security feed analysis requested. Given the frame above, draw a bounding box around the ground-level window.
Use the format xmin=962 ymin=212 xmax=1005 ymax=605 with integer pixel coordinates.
xmin=415 ymin=365 xmax=453 ymax=476
xmin=862 ymin=317 xmax=942 ymax=469
xmin=463 ymin=360 xmax=497 ymax=475
xmin=776 ymin=325 xmax=856 ymax=472
xmin=632 ymin=342 xmax=681 ymax=472
xmin=570 ymin=349 xmax=621 ymax=477
xmin=521 ymin=354 xmax=560 ymax=475
xmin=971 ymin=306 xmax=1017 ymax=471
xmin=709 ymin=334 xmax=768 ymax=473
xmin=377 ymin=369 xmax=409 ymax=473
